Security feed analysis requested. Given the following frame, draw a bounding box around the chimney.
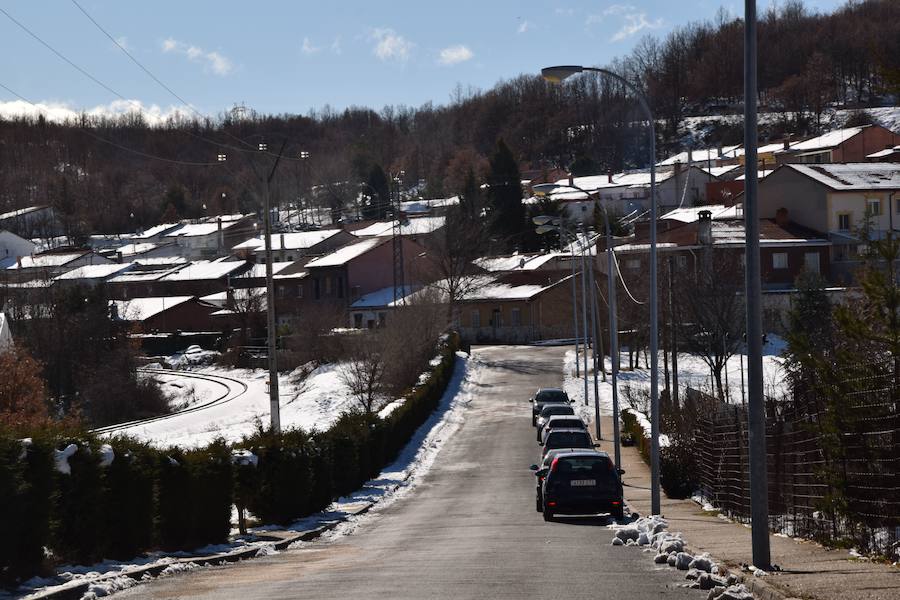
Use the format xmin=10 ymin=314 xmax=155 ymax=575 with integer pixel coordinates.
xmin=568 ymin=173 xmax=574 ymax=187
xmin=687 ymin=148 xmax=693 ymax=165
xmin=217 ymin=217 xmax=223 ymax=251
xmin=783 ymin=134 xmax=791 ymax=150
xmin=697 ymin=210 xmax=713 ymax=245
xmin=608 ymin=171 xmax=614 ymax=184
xmin=717 ymin=144 xmax=724 ymax=158
xmin=674 ymin=161 xmax=683 ymax=176
xmin=775 ymin=207 xmax=790 ymax=227
xmin=280 ymin=233 xmax=285 ymax=251
xmin=16 ymin=256 xmax=22 ymax=268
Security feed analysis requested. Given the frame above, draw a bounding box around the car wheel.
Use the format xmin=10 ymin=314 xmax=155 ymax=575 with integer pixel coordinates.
xmin=612 ymin=505 xmax=625 ymax=520
xmin=531 ymin=416 xmax=536 ymax=427
xmin=542 ymin=507 xmax=554 ymax=522
xmin=535 ymin=491 xmax=543 ymax=512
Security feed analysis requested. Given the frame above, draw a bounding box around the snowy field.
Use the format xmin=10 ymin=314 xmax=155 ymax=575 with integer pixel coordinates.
xmin=107 ymin=362 xmax=359 ymax=448
xmin=562 ymin=334 xmax=789 ymax=422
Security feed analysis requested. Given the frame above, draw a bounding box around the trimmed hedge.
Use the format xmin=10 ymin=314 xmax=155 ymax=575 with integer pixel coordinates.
xmin=0 ymin=333 xmax=460 ymax=586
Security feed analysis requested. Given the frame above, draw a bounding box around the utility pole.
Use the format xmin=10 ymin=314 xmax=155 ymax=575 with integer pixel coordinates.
xmin=744 ymin=0 xmax=771 ymax=570
xmin=391 ymin=171 xmax=406 ymax=305
xmin=580 ymin=226 xmax=589 ymax=407
xmin=588 ymin=244 xmax=602 ymax=440
xmin=669 ymin=256 xmax=678 ymax=407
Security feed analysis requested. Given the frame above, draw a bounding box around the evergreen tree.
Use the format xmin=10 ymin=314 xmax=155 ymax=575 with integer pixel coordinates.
xmin=458 ymin=166 xmax=482 ymax=219
xmin=486 ymin=139 xmax=525 ymax=251
xmin=363 ymin=164 xmax=390 ymax=220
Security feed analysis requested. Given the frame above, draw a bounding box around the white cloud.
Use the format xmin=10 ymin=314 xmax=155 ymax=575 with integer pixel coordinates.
xmin=585 ymin=5 xmax=663 ymax=41
xmin=331 ymin=36 xmax=342 ymax=55
xmin=0 ymin=98 xmax=191 ymax=125
xmin=370 ymin=28 xmax=414 ymax=62
xmin=517 ymin=20 xmax=532 ymax=34
xmin=161 ymin=38 xmax=233 ymax=76
xmin=438 ymin=44 xmax=474 ymax=66
xmin=301 ymin=37 xmax=320 ymax=56
xmin=555 ymin=7 xmax=575 ymax=16
xmin=611 ymin=12 xmax=663 ymax=41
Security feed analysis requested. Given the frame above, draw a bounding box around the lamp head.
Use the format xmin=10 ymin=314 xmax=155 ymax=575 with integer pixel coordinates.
xmin=541 ymin=65 xmax=584 ymax=84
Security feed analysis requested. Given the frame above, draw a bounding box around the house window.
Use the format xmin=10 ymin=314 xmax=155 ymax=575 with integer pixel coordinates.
xmin=511 ymin=307 xmax=522 ymax=327
xmin=377 ymin=312 xmax=387 ymax=327
xmin=277 ymin=285 xmax=286 ymax=298
xmin=350 ymin=285 xmax=361 ymax=301
xmin=676 ymin=255 xmax=687 ymax=269
xmin=772 ymin=252 xmax=788 ymax=269
xmin=867 ymin=198 xmax=882 ymax=216
xmin=353 ymin=313 xmax=363 ymax=328
xmin=837 ymin=213 xmax=851 ymax=231
xmin=804 ymin=252 xmax=820 ymax=274
xmin=324 ymin=276 xmax=332 ymax=295
xmin=471 ymin=310 xmax=481 ymax=328
xmin=297 ymin=284 xmax=303 ymax=298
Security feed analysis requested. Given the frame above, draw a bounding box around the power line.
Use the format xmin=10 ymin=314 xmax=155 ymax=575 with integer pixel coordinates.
xmin=0 ymin=82 xmax=224 ymax=167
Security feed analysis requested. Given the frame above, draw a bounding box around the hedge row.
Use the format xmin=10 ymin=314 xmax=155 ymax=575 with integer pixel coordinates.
xmin=0 ymin=333 xmax=459 ymax=585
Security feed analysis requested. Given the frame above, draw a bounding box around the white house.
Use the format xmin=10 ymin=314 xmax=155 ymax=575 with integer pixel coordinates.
xmin=0 ymin=229 xmax=37 ymax=263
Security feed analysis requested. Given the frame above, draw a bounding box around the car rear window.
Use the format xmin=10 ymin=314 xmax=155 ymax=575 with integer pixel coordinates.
xmin=541 ymin=405 xmax=575 ymax=418
xmin=556 ymin=457 xmax=618 ymax=484
xmin=546 ymin=431 xmax=592 ymax=449
xmin=548 ymin=418 xmax=582 ymax=429
xmin=536 ymin=390 xmax=568 ymax=403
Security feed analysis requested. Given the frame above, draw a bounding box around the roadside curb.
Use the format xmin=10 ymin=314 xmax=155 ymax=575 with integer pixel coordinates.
xmin=23 ymin=483 xmax=397 ymax=600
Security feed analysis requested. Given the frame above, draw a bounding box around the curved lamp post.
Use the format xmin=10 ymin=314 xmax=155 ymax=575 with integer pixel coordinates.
xmin=541 ymin=64 xmax=660 ymax=514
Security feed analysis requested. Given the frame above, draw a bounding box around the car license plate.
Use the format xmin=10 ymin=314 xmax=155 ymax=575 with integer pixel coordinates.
xmin=570 ymin=479 xmax=595 ymax=487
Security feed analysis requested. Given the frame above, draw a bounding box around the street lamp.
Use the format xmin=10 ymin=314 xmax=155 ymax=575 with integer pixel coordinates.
xmin=541 ymin=64 xmax=660 ymax=514
xmin=535 ymin=182 xmax=621 ymax=467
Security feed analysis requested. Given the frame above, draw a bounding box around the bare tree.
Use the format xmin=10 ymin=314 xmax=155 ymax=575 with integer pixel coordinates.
xmin=676 ymin=250 xmax=744 ymax=400
xmin=340 ymin=336 xmax=387 ymax=415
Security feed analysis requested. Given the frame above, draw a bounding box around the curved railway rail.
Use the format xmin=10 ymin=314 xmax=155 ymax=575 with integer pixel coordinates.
xmin=91 ymin=367 xmax=250 ymax=436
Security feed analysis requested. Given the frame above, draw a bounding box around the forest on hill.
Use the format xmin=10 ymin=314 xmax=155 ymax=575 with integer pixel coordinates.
xmin=0 ymin=0 xmax=898 ymax=237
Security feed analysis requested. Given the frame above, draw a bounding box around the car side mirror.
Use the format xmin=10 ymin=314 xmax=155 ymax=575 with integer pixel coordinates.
xmin=536 ymin=468 xmax=548 ymax=477
xmin=528 ymin=398 xmax=534 ymax=403
xmin=617 ymin=468 xmax=626 ymax=475
xmin=593 ymin=443 xmax=602 ymax=448
xmin=529 ymin=464 xmax=538 ymax=471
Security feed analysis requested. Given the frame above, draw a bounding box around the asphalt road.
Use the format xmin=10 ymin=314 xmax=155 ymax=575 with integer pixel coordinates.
xmin=118 ymin=346 xmax=697 ymax=600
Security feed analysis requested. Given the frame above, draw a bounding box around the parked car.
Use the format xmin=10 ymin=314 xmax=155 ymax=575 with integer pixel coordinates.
xmin=530 ymin=388 xmax=571 ymax=426
xmin=539 ymin=415 xmax=587 ymax=444
xmin=541 ymin=428 xmax=594 ymax=458
xmin=538 ymin=450 xmax=625 ymax=521
xmin=535 ymin=405 xmax=577 ymax=440
xmin=530 ymin=448 xmax=575 ymax=512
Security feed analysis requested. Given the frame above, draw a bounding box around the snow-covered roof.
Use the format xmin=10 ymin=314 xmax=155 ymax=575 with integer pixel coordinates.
xmin=777 ymin=126 xmax=867 ymax=153
xmin=234 ymin=262 xmax=294 ymax=278
xmin=735 ymin=169 xmax=774 ymax=181
xmin=400 ymin=196 xmax=459 ymax=214
xmin=305 ymin=238 xmax=385 ymax=268
xmin=117 ymin=242 xmax=160 ymax=256
xmin=550 ymin=170 xmax=682 ymax=200
xmin=108 ymin=266 xmax=184 ymax=283
xmin=110 ymin=296 xmax=194 ymax=321
xmin=657 ymin=146 xmax=742 ymax=166
xmin=132 ymin=256 xmax=187 ymax=267
xmin=350 ymin=285 xmax=421 ymax=309
xmin=132 ymin=223 xmax=180 ymax=240
xmin=4 ymin=251 xmax=88 ymax=270
xmin=160 ymin=259 xmax=248 ymax=281
xmin=232 ymin=229 xmax=344 ymax=251
xmin=661 ymin=205 xmax=741 ymax=223
xmin=53 ymin=263 xmax=134 ymax=281
xmin=474 ymin=253 xmax=561 ymax=272
xmin=866 ymin=145 xmax=900 ymax=159
xmin=163 ymin=223 xmax=221 ymax=237
xmin=0 ymin=205 xmax=50 ymax=222
xmin=784 ymin=163 xmax=900 ymax=190
xmin=353 ymin=216 xmax=446 ymax=237
xmin=698 ymin=165 xmax=741 ymax=178
xmin=459 ymin=275 xmax=568 ymax=301
xmin=200 ymin=287 xmax=267 ymax=309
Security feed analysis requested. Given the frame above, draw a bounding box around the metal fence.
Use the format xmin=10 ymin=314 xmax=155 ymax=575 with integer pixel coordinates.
xmin=692 ymin=369 xmax=900 ymax=558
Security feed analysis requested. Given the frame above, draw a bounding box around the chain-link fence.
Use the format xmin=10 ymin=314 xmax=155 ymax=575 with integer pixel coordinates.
xmin=693 ymin=366 xmax=900 ymax=558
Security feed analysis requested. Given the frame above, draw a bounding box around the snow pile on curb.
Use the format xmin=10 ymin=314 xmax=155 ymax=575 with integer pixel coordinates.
xmin=608 ymin=516 xmax=751 ymax=598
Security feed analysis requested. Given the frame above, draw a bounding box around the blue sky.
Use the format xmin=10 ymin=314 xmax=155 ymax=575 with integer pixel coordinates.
xmin=0 ymin=0 xmax=848 ymax=121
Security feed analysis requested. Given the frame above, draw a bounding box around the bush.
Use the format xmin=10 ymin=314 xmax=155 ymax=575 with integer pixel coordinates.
xmin=240 ymin=429 xmax=315 ymax=525
xmin=155 ymin=449 xmax=191 ymax=550
xmin=100 ymin=438 xmax=157 ymax=559
xmin=0 ymin=433 xmax=54 ymax=584
xmin=52 ymin=439 xmax=105 ymax=563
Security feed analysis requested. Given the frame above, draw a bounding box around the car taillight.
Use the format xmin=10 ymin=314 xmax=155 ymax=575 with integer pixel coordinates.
xmin=547 ymin=501 xmax=557 ymax=507
xmin=550 ymin=457 xmax=560 ymax=473
xmin=611 ymin=501 xmax=620 ymax=505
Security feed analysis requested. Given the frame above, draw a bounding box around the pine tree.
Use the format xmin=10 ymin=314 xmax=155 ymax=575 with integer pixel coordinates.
xmin=486 ymin=139 xmax=525 ymax=251
xmin=363 ymin=164 xmax=390 ymax=220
